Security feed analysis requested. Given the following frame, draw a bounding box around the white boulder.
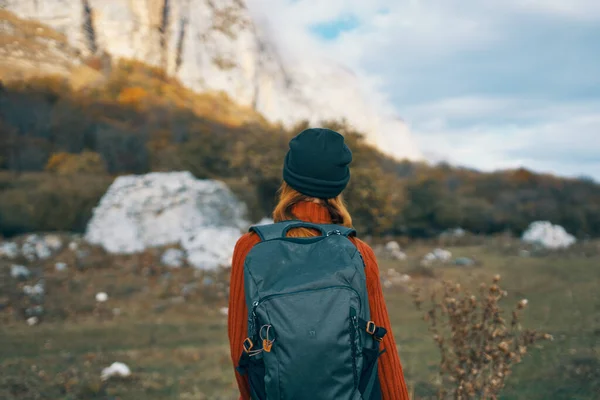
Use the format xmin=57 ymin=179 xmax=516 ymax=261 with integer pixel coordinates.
xmin=96 ymin=292 xmax=108 ymax=302
xmin=421 ymin=248 xmax=452 ymax=266
xmin=433 ymin=248 xmax=452 ymax=262
xmin=21 ymin=235 xmax=53 ymax=261
xmin=382 ymin=241 xmax=407 ymax=261
xmin=0 ymin=242 xmax=19 ymax=259
xmin=390 ymin=249 xmax=407 ymax=261
xmin=522 ymin=221 xmax=576 ymax=249
xmin=441 ymin=227 xmax=466 ymax=238
xmin=385 ymin=241 xmax=401 ymax=252
xmin=44 ymin=235 xmax=63 ymax=251
xmin=101 ymin=362 xmax=131 ymax=381
xmin=161 ymin=248 xmax=185 ymax=268
xmin=23 ymin=282 xmax=44 ymax=296
xmin=55 ymin=262 xmax=68 ymax=271
xmin=11 ymin=264 xmax=31 ymax=279
xmin=85 ymin=172 xmax=248 ymax=269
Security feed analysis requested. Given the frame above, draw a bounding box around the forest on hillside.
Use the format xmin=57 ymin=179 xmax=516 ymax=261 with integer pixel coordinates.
xmin=1 ymin=59 xmax=600 ymax=238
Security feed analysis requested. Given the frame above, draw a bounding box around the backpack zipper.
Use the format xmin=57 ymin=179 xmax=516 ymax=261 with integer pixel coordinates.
xmin=253 ymin=285 xmax=361 ymax=312
xmin=251 ymin=286 xmax=362 ymax=340
xmin=349 ymin=307 xmax=359 ymax=388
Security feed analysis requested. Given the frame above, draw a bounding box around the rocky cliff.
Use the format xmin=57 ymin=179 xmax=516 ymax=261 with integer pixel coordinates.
xmin=2 ymin=0 xmax=421 ymax=160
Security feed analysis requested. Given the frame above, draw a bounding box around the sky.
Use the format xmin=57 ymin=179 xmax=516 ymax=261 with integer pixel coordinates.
xmin=247 ymin=0 xmax=600 ymax=180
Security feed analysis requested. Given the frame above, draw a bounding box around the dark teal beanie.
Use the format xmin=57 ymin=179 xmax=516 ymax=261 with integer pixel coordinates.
xmin=283 ymin=128 xmax=352 ymax=199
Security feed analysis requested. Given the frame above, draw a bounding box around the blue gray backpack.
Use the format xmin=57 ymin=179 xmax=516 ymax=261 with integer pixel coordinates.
xmin=236 ymin=220 xmax=388 ymax=399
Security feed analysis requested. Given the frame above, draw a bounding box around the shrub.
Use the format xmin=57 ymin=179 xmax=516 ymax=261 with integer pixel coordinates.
xmin=0 ymin=172 xmax=113 ymax=236
xmin=45 ymin=151 xmax=107 ymax=174
xmin=411 ymin=276 xmax=553 ymax=399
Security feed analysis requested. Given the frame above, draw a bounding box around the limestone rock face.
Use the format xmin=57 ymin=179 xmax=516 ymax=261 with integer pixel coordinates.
xmin=4 ymin=0 xmax=422 ymax=160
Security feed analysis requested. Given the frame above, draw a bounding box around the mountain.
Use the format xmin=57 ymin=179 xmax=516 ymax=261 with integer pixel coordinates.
xmin=2 ymin=0 xmax=421 ymax=161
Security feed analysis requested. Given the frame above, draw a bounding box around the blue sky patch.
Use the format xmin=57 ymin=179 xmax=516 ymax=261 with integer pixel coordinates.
xmin=309 ymin=15 xmax=360 ymax=40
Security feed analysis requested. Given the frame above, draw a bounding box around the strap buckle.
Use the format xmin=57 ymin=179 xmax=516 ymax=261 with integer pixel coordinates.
xmin=243 ymin=337 xmax=254 ymax=353
xmin=366 ymin=321 xmax=377 ymax=335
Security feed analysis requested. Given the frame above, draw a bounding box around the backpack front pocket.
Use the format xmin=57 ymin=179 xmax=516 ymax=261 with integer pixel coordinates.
xmin=253 ymin=286 xmax=363 ymax=400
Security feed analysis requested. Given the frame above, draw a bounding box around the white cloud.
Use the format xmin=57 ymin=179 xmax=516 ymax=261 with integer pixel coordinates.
xmin=410 ymin=100 xmax=600 ymax=178
xmin=247 ymin=0 xmax=600 ymax=179
xmin=506 ymin=0 xmax=600 ymax=20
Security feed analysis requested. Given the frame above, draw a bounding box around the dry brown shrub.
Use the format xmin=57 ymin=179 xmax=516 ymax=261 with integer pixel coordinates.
xmin=412 ymin=276 xmax=553 ymax=399
xmin=45 ymin=151 xmax=107 ymax=175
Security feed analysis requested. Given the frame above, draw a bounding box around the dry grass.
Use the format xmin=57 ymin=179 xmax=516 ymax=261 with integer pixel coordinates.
xmin=0 ymin=240 xmax=598 ymax=399
xmin=0 ymin=10 xmax=68 ymax=44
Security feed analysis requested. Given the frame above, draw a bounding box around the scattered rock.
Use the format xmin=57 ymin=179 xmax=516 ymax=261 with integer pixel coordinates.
xmin=84 ymin=172 xmax=248 ymax=269
xmin=390 ymin=249 xmax=407 ymax=261
xmin=385 ymin=241 xmax=401 ymax=252
xmin=522 ymin=221 xmax=576 ymax=249
xmin=421 ymin=248 xmax=452 ymax=266
xmin=25 ymin=305 xmax=44 ymax=317
xmin=27 ymin=316 xmax=39 ymax=326
xmin=160 ymin=248 xmax=185 ymax=268
xmin=10 ymin=264 xmax=31 ymax=279
xmin=433 ymin=248 xmax=452 ymax=261
xmin=68 ymin=241 xmax=79 ymax=251
xmin=96 ymin=292 xmax=108 ymax=302
xmin=391 ymin=274 xmax=411 ymax=285
xmin=219 ymin=307 xmax=229 ymax=316
xmin=0 ymin=242 xmax=19 ymax=259
xmin=453 ymin=257 xmax=476 ymax=267
xmin=101 ymin=362 xmax=131 ymax=381
xmin=44 ymin=235 xmax=63 ymax=251
xmin=385 ymin=268 xmax=411 ymax=286
xmin=55 ymin=262 xmax=68 ymax=271
xmin=21 ymin=235 xmax=53 ymax=261
xmin=440 ymin=227 xmax=466 ymax=238
xmin=378 ymin=241 xmax=407 ymax=261
xmin=23 ymin=282 xmax=45 ymax=296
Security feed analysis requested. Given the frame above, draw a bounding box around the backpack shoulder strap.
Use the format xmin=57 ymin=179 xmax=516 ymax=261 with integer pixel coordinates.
xmin=249 ymin=220 xmax=356 ymax=241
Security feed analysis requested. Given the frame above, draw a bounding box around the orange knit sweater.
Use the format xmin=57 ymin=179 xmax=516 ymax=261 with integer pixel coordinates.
xmin=228 ymin=202 xmax=409 ymax=399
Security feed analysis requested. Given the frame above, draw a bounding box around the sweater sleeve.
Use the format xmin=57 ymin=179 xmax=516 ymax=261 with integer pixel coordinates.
xmin=228 ymin=232 xmax=260 ymax=400
xmin=354 ymin=238 xmax=410 ymax=400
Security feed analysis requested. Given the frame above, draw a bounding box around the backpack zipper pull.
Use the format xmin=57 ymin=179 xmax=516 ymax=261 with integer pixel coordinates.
xmin=249 ymin=301 xmax=259 ymax=334
xmin=327 ymin=229 xmax=341 ymax=236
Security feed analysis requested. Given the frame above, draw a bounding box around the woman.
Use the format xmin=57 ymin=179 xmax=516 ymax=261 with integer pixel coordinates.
xmin=228 ymin=128 xmax=409 ymax=399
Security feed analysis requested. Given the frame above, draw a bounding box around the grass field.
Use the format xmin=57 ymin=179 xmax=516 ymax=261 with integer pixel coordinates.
xmin=1 ymin=240 xmax=599 ymax=399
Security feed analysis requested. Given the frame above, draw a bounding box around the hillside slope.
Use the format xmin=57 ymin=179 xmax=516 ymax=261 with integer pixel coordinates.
xmin=2 ymin=10 xmax=600 ymax=240
xmin=2 ymin=0 xmax=421 ymax=161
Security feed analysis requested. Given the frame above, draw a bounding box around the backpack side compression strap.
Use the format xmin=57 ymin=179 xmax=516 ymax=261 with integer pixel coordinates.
xmin=249 ymin=220 xmax=356 ymax=241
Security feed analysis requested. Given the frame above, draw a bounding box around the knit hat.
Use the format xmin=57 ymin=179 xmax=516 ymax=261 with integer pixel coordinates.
xmin=283 ymin=128 xmax=352 ymax=199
